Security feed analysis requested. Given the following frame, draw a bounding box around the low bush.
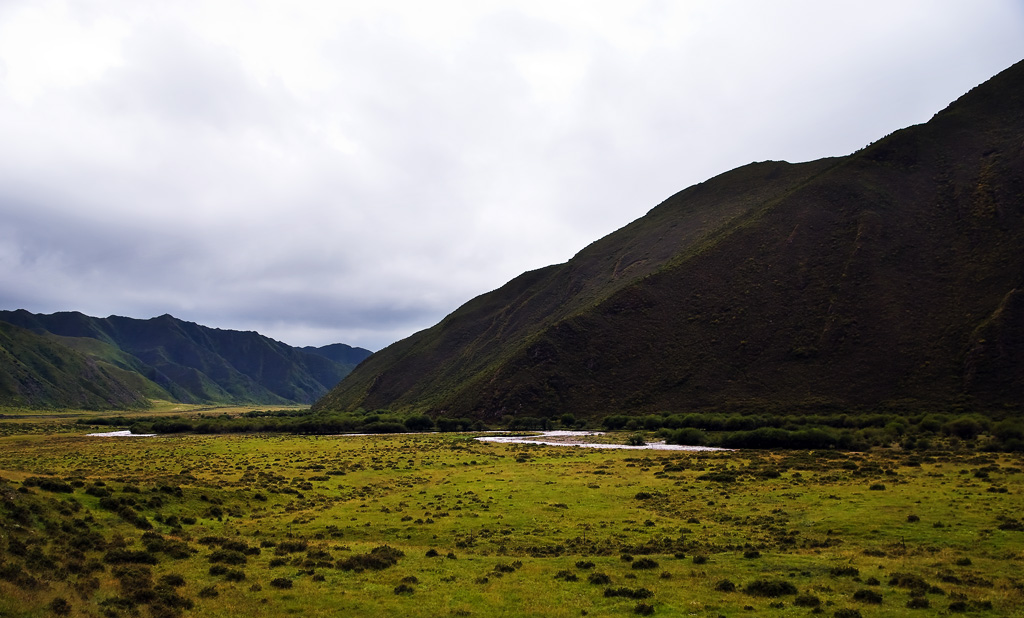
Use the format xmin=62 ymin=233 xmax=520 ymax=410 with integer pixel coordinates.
xmin=336 ymin=545 xmax=404 ymax=571
xmin=743 ymin=579 xmax=797 ymax=597
xmin=604 ymin=587 xmax=653 ymax=599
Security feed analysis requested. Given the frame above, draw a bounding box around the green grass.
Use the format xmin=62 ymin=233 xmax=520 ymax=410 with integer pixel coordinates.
xmin=0 ymin=424 xmax=1021 ymax=617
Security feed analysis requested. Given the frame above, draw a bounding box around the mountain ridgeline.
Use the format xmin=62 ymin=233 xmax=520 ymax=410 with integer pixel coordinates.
xmin=0 ymin=311 xmax=371 ymax=409
xmin=314 ymin=59 xmax=1024 ymax=421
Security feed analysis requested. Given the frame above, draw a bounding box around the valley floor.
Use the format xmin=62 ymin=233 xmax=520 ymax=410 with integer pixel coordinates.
xmin=0 ymin=427 xmax=1021 ymax=617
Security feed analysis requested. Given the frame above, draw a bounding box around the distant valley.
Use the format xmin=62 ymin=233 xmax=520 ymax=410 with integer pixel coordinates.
xmin=0 ymin=310 xmax=371 ymax=409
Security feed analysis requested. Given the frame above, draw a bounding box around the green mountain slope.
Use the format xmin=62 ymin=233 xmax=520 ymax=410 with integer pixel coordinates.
xmin=314 ymin=59 xmax=1024 ymax=420
xmin=0 ymin=311 xmax=372 ymax=405
xmin=0 ymin=322 xmax=150 ymax=409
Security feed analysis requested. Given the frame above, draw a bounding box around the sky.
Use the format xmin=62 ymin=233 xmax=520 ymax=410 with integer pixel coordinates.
xmin=1 ymin=1 xmax=1022 ymax=351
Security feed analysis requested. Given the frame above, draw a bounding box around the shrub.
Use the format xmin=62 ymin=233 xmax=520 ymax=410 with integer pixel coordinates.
xmin=275 ymin=540 xmax=309 ymax=554
xmin=575 ymin=561 xmax=595 ymax=569
xmin=631 ymin=558 xmax=659 ymax=570
xmin=714 ymin=579 xmax=736 ymax=592
xmin=103 ymin=550 xmax=158 ymax=565
xmin=197 ymin=586 xmax=218 ymax=598
xmin=906 ymin=597 xmax=930 ymax=609
xmin=269 ymin=578 xmax=293 ymax=589
xmin=665 ymin=428 xmax=706 ymax=446
xmin=393 ymin=583 xmax=414 ymax=594
xmin=793 ymin=594 xmax=821 ymax=607
xmin=336 ymin=545 xmax=404 ymax=571
xmin=634 ymin=602 xmax=655 ymax=615
xmin=48 ymin=597 xmax=72 ymax=615
xmin=829 ymin=566 xmax=860 ymax=578
xmin=159 ymin=574 xmax=186 ymax=587
xmin=743 ymin=579 xmax=797 ymax=597
xmin=852 ymin=589 xmax=882 ymax=604
xmin=403 ymin=415 xmax=435 ymax=432
xmin=588 ymin=573 xmax=611 ymax=585
xmin=22 ymin=477 xmax=74 ymax=493
xmin=625 ymin=434 xmax=646 ymax=447
xmin=604 ymin=587 xmax=653 ymax=599
xmin=554 ymin=570 xmax=578 ymax=581
xmin=742 ymin=549 xmax=761 ymax=559
xmin=692 ymin=555 xmax=708 ymax=565
xmin=888 ymin=573 xmax=929 ymax=593
xmin=208 ymin=549 xmax=247 ymax=565
xmin=834 ymin=610 xmax=862 ymax=618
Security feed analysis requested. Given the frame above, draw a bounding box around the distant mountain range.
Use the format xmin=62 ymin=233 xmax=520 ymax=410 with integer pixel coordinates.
xmin=0 ymin=310 xmax=371 ymax=409
xmin=314 ymin=59 xmax=1024 ymax=420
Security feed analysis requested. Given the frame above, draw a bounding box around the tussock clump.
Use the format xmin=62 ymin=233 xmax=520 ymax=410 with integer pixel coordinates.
xmin=888 ymin=573 xmax=929 ymax=593
xmin=743 ymin=579 xmax=797 ymax=597
xmin=274 ymin=540 xmax=309 ymax=555
xmin=793 ymin=594 xmax=820 ymax=607
xmin=714 ymin=579 xmax=736 ymax=592
xmin=603 ymin=587 xmax=653 ymax=599
xmin=336 ymin=545 xmax=404 ymax=571
xmin=588 ymin=573 xmax=611 ymax=585
xmin=633 ymin=602 xmax=655 ymax=615
xmin=159 ymin=574 xmax=185 ymax=587
xmin=48 ymin=597 xmax=72 ymax=615
xmin=269 ymin=577 xmax=293 ymax=589
xmin=208 ymin=549 xmax=247 ymax=565
xmin=631 ymin=558 xmax=659 ymax=570
xmin=829 ymin=566 xmax=859 ymax=578
xmin=22 ymin=477 xmax=73 ymax=493
xmin=575 ymin=561 xmax=595 ymax=570
xmin=553 ymin=570 xmax=578 ymax=581
xmin=852 ymin=589 xmax=882 ymax=604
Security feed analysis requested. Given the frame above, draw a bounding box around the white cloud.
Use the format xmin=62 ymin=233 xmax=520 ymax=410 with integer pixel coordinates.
xmin=0 ymin=0 xmax=1021 ymax=350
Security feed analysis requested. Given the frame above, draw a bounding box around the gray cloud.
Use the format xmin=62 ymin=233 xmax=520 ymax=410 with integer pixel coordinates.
xmin=0 ymin=1 xmax=1022 ymax=350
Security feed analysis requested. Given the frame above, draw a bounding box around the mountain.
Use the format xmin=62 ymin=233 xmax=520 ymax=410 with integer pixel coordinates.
xmin=314 ymin=59 xmax=1024 ymax=420
xmin=0 ymin=310 xmax=372 ymax=406
xmin=302 ymin=343 xmax=373 ymax=368
xmin=0 ymin=321 xmax=150 ymax=410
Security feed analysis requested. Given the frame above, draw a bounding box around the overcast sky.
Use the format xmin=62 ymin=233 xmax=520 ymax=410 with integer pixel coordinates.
xmin=1 ymin=1 xmax=1022 ymax=351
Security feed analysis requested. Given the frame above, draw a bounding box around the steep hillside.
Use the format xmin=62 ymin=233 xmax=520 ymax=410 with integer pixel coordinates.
xmin=315 ymin=59 xmax=1024 ymax=419
xmin=0 ymin=322 xmax=149 ymax=409
xmin=0 ymin=311 xmax=370 ymax=405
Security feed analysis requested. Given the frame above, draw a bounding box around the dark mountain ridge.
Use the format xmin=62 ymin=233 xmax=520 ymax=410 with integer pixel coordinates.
xmin=0 ymin=310 xmax=371 ymax=407
xmin=314 ymin=59 xmax=1024 ymax=420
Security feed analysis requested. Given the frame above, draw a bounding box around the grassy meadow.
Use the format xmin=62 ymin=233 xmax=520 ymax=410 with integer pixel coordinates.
xmin=0 ymin=422 xmax=1022 ymax=617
